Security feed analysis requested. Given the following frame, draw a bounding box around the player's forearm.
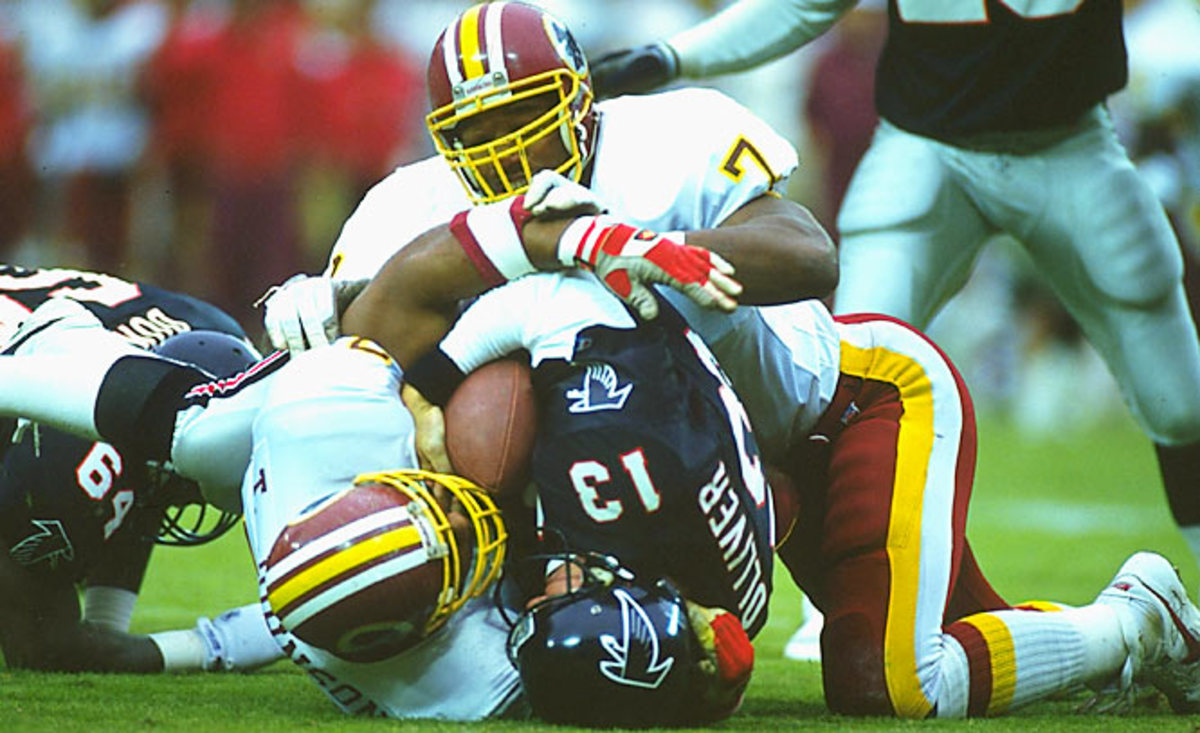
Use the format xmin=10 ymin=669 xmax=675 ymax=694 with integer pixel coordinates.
xmin=669 ymin=0 xmax=855 ymax=77
xmin=7 ymin=625 xmax=166 ymax=673
xmin=689 ymin=197 xmax=837 ymax=305
xmin=341 ymin=217 xmax=572 ymax=368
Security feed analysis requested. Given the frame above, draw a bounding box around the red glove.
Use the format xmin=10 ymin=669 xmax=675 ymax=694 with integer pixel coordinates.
xmin=686 ymin=601 xmax=755 ymax=721
xmin=558 ymin=215 xmax=742 ymax=319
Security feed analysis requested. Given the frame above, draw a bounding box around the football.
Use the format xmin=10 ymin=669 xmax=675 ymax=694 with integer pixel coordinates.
xmin=263 ymin=481 xmax=443 ymax=663
xmin=444 ymin=356 xmax=537 ymax=496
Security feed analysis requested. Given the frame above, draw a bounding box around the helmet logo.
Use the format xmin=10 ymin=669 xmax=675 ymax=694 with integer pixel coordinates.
xmin=544 ymin=16 xmax=587 ymax=75
xmin=566 ymin=364 xmax=632 ymax=414
xmin=597 ymin=588 xmax=675 ymax=689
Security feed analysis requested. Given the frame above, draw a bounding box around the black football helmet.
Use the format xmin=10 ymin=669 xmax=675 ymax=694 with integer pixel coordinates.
xmin=506 ymin=553 xmax=711 ymax=727
xmin=150 ymin=330 xmax=259 ymax=546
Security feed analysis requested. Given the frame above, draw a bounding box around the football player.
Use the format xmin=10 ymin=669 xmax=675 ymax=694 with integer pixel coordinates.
xmin=268 ymin=1 xmax=1200 ymax=719
xmin=0 ymin=229 xmax=752 ymax=717
xmin=589 ymin=0 xmax=1200 ymax=658
xmin=0 ymin=297 xmax=518 ymax=716
xmin=352 ymin=261 xmax=770 ymax=726
xmin=0 ymin=266 xmax=279 ymax=673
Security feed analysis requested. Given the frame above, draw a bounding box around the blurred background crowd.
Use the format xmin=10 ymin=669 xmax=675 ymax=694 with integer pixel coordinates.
xmin=0 ymin=0 xmax=1197 ymax=434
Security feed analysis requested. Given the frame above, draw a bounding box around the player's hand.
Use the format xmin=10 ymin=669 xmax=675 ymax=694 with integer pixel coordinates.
xmin=686 ymin=600 xmax=754 ymax=721
xmin=401 ymin=384 xmax=452 ymax=473
xmin=195 ymin=604 xmax=283 ymax=672
xmin=524 ymin=170 xmax=607 ymax=218
xmin=260 ymin=274 xmax=339 ymax=352
xmin=260 ymin=275 xmax=370 ymax=353
xmin=559 ymin=216 xmax=742 ymax=319
xmin=590 ymin=42 xmax=679 ymax=99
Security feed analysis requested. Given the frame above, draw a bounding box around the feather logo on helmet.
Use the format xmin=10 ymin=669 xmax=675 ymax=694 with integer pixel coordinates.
xmin=597 ymin=588 xmax=676 ymax=689
xmin=544 ymin=16 xmax=587 ymax=75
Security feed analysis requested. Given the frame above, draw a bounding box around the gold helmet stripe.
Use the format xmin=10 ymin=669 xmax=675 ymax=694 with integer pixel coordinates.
xmin=457 ymin=3 xmax=486 ymax=80
xmin=265 ymin=505 xmax=412 ymax=583
xmin=268 ymin=523 xmax=424 ymax=613
xmin=276 ymin=546 xmax=431 ymax=629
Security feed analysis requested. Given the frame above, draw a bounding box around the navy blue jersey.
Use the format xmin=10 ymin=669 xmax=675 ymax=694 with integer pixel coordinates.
xmin=0 ymin=266 xmax=247 ymax=582
xmin=530 ymin=307 xmax=773 ymax=637
xmin=877 ymin=0 xmax=1126 ymax=139
xmin=0 ymin=265 xmax=243 ymax=349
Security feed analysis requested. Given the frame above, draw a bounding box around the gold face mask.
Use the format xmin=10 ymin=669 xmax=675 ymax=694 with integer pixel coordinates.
xmin=426 ymin=2 xmax=595 ymax=204
xmin=427 ymin=67 xmax=593 ymax=204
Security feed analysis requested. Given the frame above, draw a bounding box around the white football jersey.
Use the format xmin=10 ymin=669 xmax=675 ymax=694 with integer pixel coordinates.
xmin=327 ymin=87 xmax=839 ymax=462
xmin=326 ymin=87 xmax=797 ymax=280
xmin=231 ymin=342 xmax=520 ymax=720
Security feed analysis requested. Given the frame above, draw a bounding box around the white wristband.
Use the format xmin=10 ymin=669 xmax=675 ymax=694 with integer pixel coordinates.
xmin=556 ymin=215 xmax=611 ymax=267
xmin=149 ymin=629 xmax=208 ymax=672
xmin=456 ymin=199 xmax=536 ymax=282
xmin=83 ymin=585 xmax=137 ymax=633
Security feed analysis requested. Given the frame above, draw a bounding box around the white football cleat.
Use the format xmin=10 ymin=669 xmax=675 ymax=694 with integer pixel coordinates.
xmin=783 ymin=595 xmax=823 ymax=662
xmin=1095 ymin=551 xmax=1200 ymax=712
xmin=2 ymin=297 xmax=107 ymax=356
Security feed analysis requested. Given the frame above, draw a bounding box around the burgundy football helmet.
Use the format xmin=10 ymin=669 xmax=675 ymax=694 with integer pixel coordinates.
xmin=264 ymin=470 xmax=506 ymax=663
xmin=426 ymin=1 xmax=597 ymax=203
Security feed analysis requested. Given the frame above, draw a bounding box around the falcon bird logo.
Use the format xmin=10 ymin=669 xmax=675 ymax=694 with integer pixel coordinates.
xmin=598 ymin=588 xmax=675 ymax=689
xmin=566 ymin=364 xmax=632 ymax=413
xmin=10 ymin=519 xmax=75 ymax=568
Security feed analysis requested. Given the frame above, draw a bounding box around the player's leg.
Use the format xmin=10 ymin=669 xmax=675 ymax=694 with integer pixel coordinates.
xmin=1016 ymin=108 xmax=1200 ymax=570
xmin=782 ymin=593 xmax=824 ymax=661
xmin=802 ymin=316 xmax=1145 ymax=717
xmin=947 ymin=550 xmax=1200 ymax=715
xmin=833 ymin=120 xmax=993 ymax=328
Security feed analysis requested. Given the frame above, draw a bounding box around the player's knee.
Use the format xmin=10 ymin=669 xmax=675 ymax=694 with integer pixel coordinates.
xmin=1135 ymin=398 xmax=1200 ymax=445
xmin=1087 ymin=232 xmax=1183 ymax=310
xmin=820 ymin=612 xmax=893 ymax=716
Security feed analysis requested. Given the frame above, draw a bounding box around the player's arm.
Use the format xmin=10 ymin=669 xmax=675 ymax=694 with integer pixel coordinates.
xmin=0 ymin=550 xmax=164 ymax=672
xmin=78 ymin=508 xmax=156 ymax=635
xmin=1 ymin=549 xmax=278 ymax=673
xmin=689 ymin=194 xmax=837 ymax=305
xmin=343 ymin=186 xmax=741 ymax=366
xmin=592 ymin=0 xmax=855 ymax=97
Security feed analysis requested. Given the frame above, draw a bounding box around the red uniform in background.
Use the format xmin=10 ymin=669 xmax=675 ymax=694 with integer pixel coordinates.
xmin=299 ymin=32 xmax=424 ymax=200
xmin=0 ymin=35 xmax=33 ymax=257
xmin=204 ymin=0 xmax=309 ymax=334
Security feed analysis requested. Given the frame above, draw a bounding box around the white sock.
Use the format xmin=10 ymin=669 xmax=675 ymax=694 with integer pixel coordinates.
xmin=1058 ymin=604 xmax=1127 ymax=685
xmin=149 ymin=629 xmax=208 ymax=672
xmin=83 ymin=586 xmax=138 ymax=633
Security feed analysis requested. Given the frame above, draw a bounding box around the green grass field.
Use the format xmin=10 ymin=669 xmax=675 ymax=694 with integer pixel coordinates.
xmin=3 ymin=413 xmax=1198 ymax=732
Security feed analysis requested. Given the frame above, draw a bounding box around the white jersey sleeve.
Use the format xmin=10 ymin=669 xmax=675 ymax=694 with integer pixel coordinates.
xmin=591 ymin=88 xmax=798 ymax=232
xmin=324 ymin=156 xmax=471 ymax=283
xmin=668 ymin=0 xmax=854 ymax=78
xmin=439 ymin=272 xmax=636 ymax=372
